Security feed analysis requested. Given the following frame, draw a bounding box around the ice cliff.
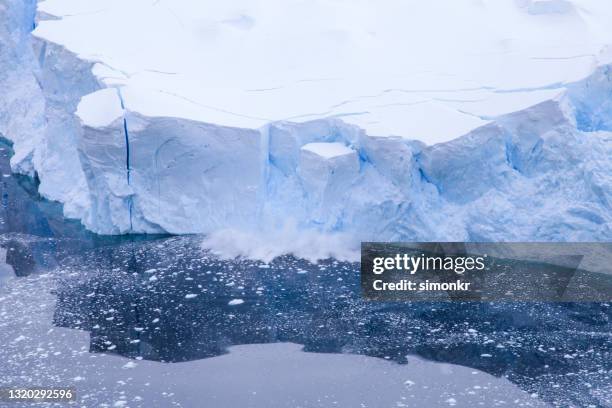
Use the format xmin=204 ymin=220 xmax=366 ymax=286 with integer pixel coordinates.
xmin=0 ymin=0 xmax=611 ymax=242
xmin=1 ymin=0 xmax=99 ymax=220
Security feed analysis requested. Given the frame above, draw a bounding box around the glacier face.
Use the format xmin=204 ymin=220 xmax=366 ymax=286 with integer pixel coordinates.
xmin=0 ymin=0 xmax=611 ymax=242
xmin=0 ymin=0 xmax=44 ymax=175
xmin=0 ymin=0 xmax=100 ymax=220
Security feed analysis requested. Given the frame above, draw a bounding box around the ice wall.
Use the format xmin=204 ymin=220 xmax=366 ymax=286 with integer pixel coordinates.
xmin=0 ymin=0 xmax=44 ymax=175
xmin=420 ymin=96 xmax=612 ymax=241
xmin=73 ymin=81 xmax=611 ymax=241
xmin=0 ymin=1 xmax=100 ymax=219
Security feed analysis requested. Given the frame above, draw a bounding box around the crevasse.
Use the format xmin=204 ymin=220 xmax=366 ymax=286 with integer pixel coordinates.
xmin=115 ymin=87 xmax=133 ymax=231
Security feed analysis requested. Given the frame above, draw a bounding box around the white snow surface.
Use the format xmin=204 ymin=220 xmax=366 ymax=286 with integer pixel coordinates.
xmin=34 ymin=0 xmax=612 ymax=142
xmin=76 ymin=88 xmax=124 ymax=128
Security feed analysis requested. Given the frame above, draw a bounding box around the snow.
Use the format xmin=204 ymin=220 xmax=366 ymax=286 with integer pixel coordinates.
xmin=301 ymin=142 xmax=354 ymax=159
xmin=202 ymin=224 xmax=359 ymax=263
xmin=32 ymin=0 xmax=612 ymax=140
xmin=526 ymin=0 xmax=575 ymax=15
xmin=76 ymin=88 xmax=124 ymax=128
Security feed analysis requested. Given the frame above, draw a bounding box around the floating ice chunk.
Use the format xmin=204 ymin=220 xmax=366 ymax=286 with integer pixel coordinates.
xmin=122 ymin=361 xmax=137 ymax=369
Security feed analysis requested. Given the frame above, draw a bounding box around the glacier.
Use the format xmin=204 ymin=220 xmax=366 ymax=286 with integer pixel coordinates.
xmin=0 ymin=0 xmax=611 ymax=244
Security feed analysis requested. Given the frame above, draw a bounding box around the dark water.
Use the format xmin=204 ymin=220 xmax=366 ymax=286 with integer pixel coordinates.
xmin=49 ymin=237 xmax=611 ymax=407
xmin=1 ymin=137 xmax=611 ymax=407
